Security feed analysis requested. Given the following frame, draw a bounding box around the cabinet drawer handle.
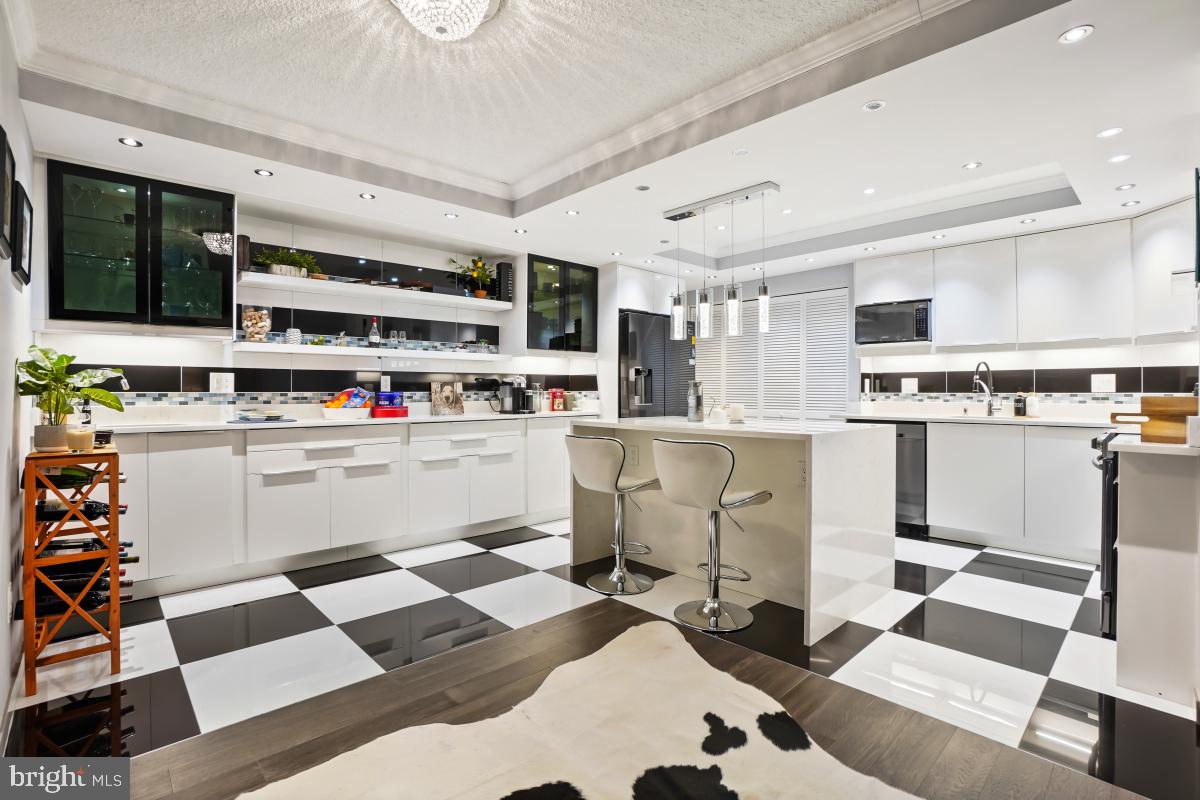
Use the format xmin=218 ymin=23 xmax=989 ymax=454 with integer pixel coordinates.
xmin=304 ymin=443 xmax=355 ymax=452
xmin=261 ymin=465 xmax=322 ymax=477
xmin=447 ymin=435 xmax=488 ymax=443
xmin=419 ymin=454 xmax=462 ymax=463
xmin=341 ymin=460 xmax=390 ymax=470
xmin=476 ymin=449 xmax=517 ymax=458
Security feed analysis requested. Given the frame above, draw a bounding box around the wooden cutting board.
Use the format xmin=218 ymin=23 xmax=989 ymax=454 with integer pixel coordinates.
xmin=1110 ymin=396 xmax=1198 ymax=444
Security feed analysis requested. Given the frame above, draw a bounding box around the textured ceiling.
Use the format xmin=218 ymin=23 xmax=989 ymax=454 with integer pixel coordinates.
xmin=23 ymin=0 xmax=902 ymax=187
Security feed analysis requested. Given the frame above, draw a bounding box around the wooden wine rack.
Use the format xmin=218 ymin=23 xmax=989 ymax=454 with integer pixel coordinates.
xmin=22 ymin=449 xmax=122 ymax=696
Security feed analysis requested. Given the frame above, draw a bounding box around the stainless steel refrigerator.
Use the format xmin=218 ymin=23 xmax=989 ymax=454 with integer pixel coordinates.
xmin=618 ymin=309 xmax=694 ymax=417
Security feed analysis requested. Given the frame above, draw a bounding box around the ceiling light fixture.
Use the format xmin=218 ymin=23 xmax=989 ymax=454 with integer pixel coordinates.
xmin=732 ymin=147 xmax=750 ymax=157
xmin=670 ymin=219 xmax=686 ymax=341
xmin=782 ymin=208 xmax=792 ymax=215
xmin=359 ymin=192 xmax=376 ymax=199
xmin=565 ymin=210 xmax=580 ymax=216
xmin=725 ymin=201 xmax=741 ymax=337
xmin=514 ymin=228 xmax=528 ymax=234
xmin=1107 ymin=154 xmax=1131 ymax=163
xmin=1121 ymin=200 xmax=1142 ymax=207
xmin=443 ymin=212 xmax=458 ymax=219
xmin=862 ymin=99 xmax=886 ymax=112
xmin=805 ymin=257 xmax=815 ymax=263
xmin=1115 ymin=183 xmax=1136 ymax=191
xmin=643 ymin=259 xmax=654 ymax=264
xmin=1058 ymin=24 xmax=1095 ymax=44
xmin=1096 ymin=127 xmax=1123 ymax=138
xmin=863 ymin=187 xmax=876 ymax=195
xmin=635 ymin=185 xmax=650 ymax=192
xmin=201 ymin=232 xmax=233 ymax=256
xmin=697 ymin=209 xmax=712 ymax=339
xmin=962 ymin=161 xmax=983 ymax=170
xmin=932 ymin=234 xmax=947 ymax=240
xmin=390 ymin=0 xmax=494 ymax=41
xmin=118 ymin=137 xmax=143 ymax=147
xmin=1020 ymin=218 xmax=1037 ymax=224
xmin=864 ymin=246 xmax=877 ymax=252
xmin=716 ymin=225 xmax=726 ymax=231
xmin=611 ymin=250 xmax=622 ymax=256
xmin=254 ymin=168 xmax=274 ymax=177
xmin=758 ymin=194 xmax=769 ymax=333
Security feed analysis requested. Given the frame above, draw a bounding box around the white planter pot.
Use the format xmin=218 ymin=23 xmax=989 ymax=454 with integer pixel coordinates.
xmin=33 ymin=424 xmax=70 ymax=453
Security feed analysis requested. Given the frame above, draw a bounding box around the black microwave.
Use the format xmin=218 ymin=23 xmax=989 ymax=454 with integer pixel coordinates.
xmin=855 ymin=299 xmax=931 ymax=344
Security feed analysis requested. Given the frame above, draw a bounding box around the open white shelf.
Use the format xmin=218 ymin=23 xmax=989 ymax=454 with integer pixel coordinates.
xmin=231 ymin=342 xmax=506 ymax=362
xmin=237 ymin=272 xmax=513 ymax=312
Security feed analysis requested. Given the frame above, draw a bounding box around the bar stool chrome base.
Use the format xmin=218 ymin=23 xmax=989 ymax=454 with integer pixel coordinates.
xmin=673 ymin=598 xmax=754 ymax=633
xmin=586 ymin=568 xmax=654 ymax=596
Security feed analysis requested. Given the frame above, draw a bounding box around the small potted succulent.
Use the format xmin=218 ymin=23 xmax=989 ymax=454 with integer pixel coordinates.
xmin=16 ymin=346 xmax=125 ymax=452
xmin=449 ymin=257 xmax=495 ymax=299
xmin=253 ymin=247 xmax=319 ymax=279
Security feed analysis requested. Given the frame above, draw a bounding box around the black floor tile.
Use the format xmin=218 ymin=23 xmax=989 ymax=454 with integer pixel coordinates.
xmin=339 ymin=595 xmax=510 ymax=671
xmin=50 ymin=597 xmax=165 ymax=643
xmin=1020 ymin=679 xmax=1199 ymax=800
xmin=891 ymin=598 xmax=1067 ymax=675
xmin=5 ymin=668 xmax=199 ymax=757
xmin=960 ymin=551 xmax=1092 ymax=594
xmin=464 ymin=527 xmax=552 ymax=550
xmin=553 ymin=557 xmax=674 ymax=589
xmin=716 ymin=600 xmax=880 ymax=677
xmin=166 ymin=593 xmax=332 ymax=664
xmin=407 ymin=552 xmax=534 ymax=593
xmin=1069 ymin=597 xmax=1105 ymax=636
xmin=283 ymin=555 xmax=400 ymax=590
xmin=894 ymin=559 xmax=955 ymax=595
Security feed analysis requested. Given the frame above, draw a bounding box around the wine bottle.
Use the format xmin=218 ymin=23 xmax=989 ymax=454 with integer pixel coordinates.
xmin=368 ymin=317 xmax=381 ymax=348
xmin=40 ymin=539 xmax=133 ymax=552
xmin=35 ymin=591 xmax=106 ymax=615
xmin=36 ymin=500 xmax=126 ymax=522
xmin=37 ymin=563 xmax=127 ymax=580
xmin=45 ymin=577 xmax=133 ymax=593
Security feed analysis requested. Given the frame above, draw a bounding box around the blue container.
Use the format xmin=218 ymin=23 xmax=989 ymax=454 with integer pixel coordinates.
xmin=376 ymin=391 xmax=404 ymax=408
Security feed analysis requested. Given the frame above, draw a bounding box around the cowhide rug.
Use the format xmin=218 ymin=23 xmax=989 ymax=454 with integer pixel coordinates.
xmin=241 ymin=621 xmax=916 ymax=799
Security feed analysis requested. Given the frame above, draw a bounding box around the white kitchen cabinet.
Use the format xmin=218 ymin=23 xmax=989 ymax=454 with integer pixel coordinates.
xmin=408 ymin=453 xmax=471 ymax=534
xmin=330 ymin=446 xmax=407 ymax=546
xmin=933 ymin=239 xmax=1017 ymax=347
xmin=854 ymin=251 xmax=934 ymax=306
xmin=469 ymin=435 xmax=526 ymax=523
xmin=617 ymin=266 xmax=655 ymax=312
xmin=99 ymin=434 xmax=149 ymax=582
xmin=1016 ymin=220 xmax=1133 ymax=344
xmin=652 ymin=273 xmax=676 ymax=315
xmin=1023 ymin=426 xmax=1102 ymax=558
xmin=247 ymin=468 xmax=331 ymax=562
xmin=1132 ymin=200 xmax=1197 ymax=338
xmin=527 ymin=417 xmax=570 ymax=514
xmin=927 ymin=423 xmax=1024 ymax=539
xmin=147 ymin=432 xmax=243 ymax=579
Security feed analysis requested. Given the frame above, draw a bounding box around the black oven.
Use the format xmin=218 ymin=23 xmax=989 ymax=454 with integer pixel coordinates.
xmin=855 ymin=299 xmax=932 ymax=344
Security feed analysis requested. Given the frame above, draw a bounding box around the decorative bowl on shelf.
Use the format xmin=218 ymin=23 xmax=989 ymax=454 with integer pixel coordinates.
xmin=321 ymin=407 xmax=371 ymax=421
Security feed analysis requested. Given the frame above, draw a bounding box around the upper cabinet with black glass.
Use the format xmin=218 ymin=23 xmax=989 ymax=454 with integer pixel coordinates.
xmin=527 ymin=254 xmax=597 ymax=353
xmin=49 ymin=161 xmax=235 ymax=328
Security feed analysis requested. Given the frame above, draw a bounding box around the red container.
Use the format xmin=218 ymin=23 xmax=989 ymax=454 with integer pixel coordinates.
xmin=371 ymin=406 xmax=409 ymax=418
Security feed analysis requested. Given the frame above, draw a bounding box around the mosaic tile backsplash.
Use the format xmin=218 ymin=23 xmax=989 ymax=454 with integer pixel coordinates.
xmin=239 ymin=330 xmax=499 ymax=354
xmin=115 ymin=390 xmax=599 ymax=407
xmin=859 ymin=392 xmax=1153 ymax=405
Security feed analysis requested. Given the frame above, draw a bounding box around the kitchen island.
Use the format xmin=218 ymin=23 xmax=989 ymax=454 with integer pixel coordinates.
xmin=569 ymin=417 xmax=895 ymax=644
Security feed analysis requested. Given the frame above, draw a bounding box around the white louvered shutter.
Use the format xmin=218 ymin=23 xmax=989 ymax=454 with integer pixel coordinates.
xmin=721 ymin=297 xmax=761 ymax=416
xmin=802 ymin=288 xmax=850 ymax=418
xmin=760 ymin=294 xmax=804 ymax=418
xmin=694 ymin=305 xmax=724 ymax=407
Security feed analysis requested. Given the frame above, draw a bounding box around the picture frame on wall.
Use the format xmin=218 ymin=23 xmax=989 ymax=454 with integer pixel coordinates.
xmin=0 ymin=126 xmax=13 ymax=259
xmin=11 ymin=181 xmax=31 ymax=285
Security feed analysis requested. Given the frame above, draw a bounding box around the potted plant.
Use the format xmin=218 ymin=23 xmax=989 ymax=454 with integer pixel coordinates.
xmin=253 ymin=247 xmax=319 ymax=279
xmin=16 ymin=346 xmax=125 ymax=452
xmin=449 ymin=257 xmax=495 ymax=299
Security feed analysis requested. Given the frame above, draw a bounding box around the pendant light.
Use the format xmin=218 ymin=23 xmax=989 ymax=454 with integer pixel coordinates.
xmin=758 ymin=194 xmax=770 ymax=333
xmin=697 ymin=209 xmax=712 ymax=339
xmin=725 ymin=200 xmax=742 ymax=337
xmin=670 ymin=219 xmax=686 ymax=340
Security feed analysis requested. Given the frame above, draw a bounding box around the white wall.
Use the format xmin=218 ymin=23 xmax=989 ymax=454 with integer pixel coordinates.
xmin=1 ymin=4 xmax=36 ymax=719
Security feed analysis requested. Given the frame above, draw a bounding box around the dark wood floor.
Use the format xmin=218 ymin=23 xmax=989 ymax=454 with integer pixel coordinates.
xmin=131 ymin=599 xmax=1137 ymax=800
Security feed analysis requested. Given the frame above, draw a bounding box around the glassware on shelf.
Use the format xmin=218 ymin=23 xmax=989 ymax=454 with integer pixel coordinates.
xmin=241 ymin=306 xmax=271 ymax=342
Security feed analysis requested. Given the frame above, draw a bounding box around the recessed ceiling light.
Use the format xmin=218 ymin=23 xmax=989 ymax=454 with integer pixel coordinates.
xmin=359 ymin=192 xmax=376 ymax=199
xmin=782 ymin=208 xmax=793 ymax=215
xmin=1121 ymin=200 xmax=1142 ymax=207
xmin=514 ymin=228 xmax=528 ymax=234
xmin=443 ymin=212 xmax=458 ymax=219
xmin=1096 ymin=127 xmax=1123 ymax=138
xmin=863 ymin=246 xmax=877 ymax=252
xmin=118 ymin=137 xmax=143 ymax=147
xmin=716 ymin=225 xmax=726 ymax=231
xmin=805 ymin=257 xmax=815 ymax=263
xmin=752 ymin=266 xmax=762 ymax=271
xmin=1107 ymin=154 xmax=1131 ymax=164
xmin=732 ymin=147 xmax=750 ymax=157
xmin=1115 ymin=183 xmax=1136 ymax=191
xmin=862 ymin=99 xmax=886 ymax=112
xmin=565 ymin=209 xmax=580 ymax=216
xmin=684 ymin=269 xmax=693 ymax=273
xmin=932 ymin=234 xmax=947 ymax=240
xmin=863 ymin=187 xmax=876 ymax=195
xmin=1020 ymin=218 xmax=1037 ymax=224
xmin=611 ymin=250 xmax=622 ymax=256
xmin=634 ymin=185 xmax=650 ymax=192
xmin=1058 ymin=24 xmax=1095 ymax=44
xmin=643 ymin=259 xmax=655 ymax=264
xmin=254 ymin=168 xmax=274 ymax=177
xmin=961 ymin=161 xmax=983 ymax=170
xmin=659 ymin=239 xmax=669 ymax=244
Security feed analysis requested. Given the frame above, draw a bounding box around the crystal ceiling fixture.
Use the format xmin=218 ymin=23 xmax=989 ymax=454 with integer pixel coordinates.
xmin=390 ymin=0 xmax=500 ymax=42
xmin=725 ymin=201 xmax=741 ymax=338
xmin=670 ymin=219 xmax=686 ymax=341
xmin=758 ymin=195 xmax=769 ymax=333
xmin=202 ymin=232 xmax=233 ymax=256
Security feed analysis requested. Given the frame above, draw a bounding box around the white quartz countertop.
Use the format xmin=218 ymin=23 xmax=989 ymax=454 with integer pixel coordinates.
xmin=1110 ymin=434 xmax=1200 ymax=457
xmin=840 ymin=407 xmax=1121 ymax=429
xmin=104 ymin=410 xmax=598 ymax=434
xmin=571 ymin=416 xmax=888 ymax=440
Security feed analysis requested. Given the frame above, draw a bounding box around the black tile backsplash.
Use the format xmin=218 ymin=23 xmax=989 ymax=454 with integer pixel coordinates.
xmin=868 ymin=365 xmax=1199 ymax=395
xmin=947 ymin=369 xmax=1035 ymax=394
xmin=71 ymin=364 xmax=181 ymax=393
xmin=1143 ymin=366 xmax=1199 ymax=394
xmin=292 ymin=369 xmax=383 ymax=393
xmin=1033 ymin=367 xmax=1140 ymax=394
xmin=182 ymin=367 xmax=291 ymax=393
xmin=869 ymin=372 xmax=946 ymax=393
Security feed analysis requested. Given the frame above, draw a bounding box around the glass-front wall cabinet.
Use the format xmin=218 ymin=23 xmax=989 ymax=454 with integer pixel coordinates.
xmin=49 ymin=161 xmax=234 ymax=328
xmin=527 ymin=254 xmax=597 ymax=352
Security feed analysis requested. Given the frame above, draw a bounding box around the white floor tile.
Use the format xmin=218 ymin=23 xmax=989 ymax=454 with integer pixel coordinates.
xmin=455 ymin=572 xmax=600 ymax=629
xmin=895 ymin=538 xmax=979 ymax=571
xmin=850 ymin=589 xmax=926 ymax=630
xmin=383 ymin=540 xmax=486 ymax=569
xmin=302 ymin=570 xmax=447 ymax=624
xmin=12 ymin=620 xmax=179 ymax=709
xmin=1084 ymin=571 xmax=1102 ymax=599
xmin=613 ymin=573 xmax=762 ymax=621
xmin=491 ymin=536 xmax=572 ymax=570
xmin=159 ymin=575 xmax=297 ymax=619
xmin=181 ymin=627 xmax=382 ymax=733
xmin=931 ymin=571 xmax=1082 ymax=629
xmin=1050 ymin=631 xmax=1195 ymax=720
xmin=832 ymin=632 xmax=1046 ymax=747
xmin=530 ymin=518 xmax=571 ymax=536
xmin=982 ymin=547 xmax=1096 ymax=572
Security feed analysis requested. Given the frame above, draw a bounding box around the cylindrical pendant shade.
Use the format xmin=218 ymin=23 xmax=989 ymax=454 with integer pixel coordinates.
xmin=670 ymin=294 xmax=686 ymax=340
xmin=758 ymin=283 xmax=770 ymax=333
xmin=697 ymin=290 xmax=712 ymax=339
xmin=725 ymin=285 xmax=741 ymax=337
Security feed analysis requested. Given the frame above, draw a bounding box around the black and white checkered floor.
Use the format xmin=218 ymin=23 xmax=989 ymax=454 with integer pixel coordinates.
xmin=7 ymin=523 xmax=1197 ymax=799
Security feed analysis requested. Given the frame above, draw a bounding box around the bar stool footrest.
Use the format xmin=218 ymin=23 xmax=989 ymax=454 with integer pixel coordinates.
xmin=619 ymin=541 xmax=652 ymax=555
xmin=697 ymin=563 xmax=752 ymax=582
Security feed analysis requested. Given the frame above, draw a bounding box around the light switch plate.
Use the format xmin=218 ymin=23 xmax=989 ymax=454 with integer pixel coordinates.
xmin=1091 ymin=373 xmax=1117 ymax=393
xmin=381 ymin=375 xmax=392 ymax=392
xmin=901 ymin=377 xmax=919 ymax=394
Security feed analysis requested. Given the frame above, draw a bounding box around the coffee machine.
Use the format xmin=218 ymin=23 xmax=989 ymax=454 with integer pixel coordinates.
xmin=498 ymin=376 xmax=533 ymax=414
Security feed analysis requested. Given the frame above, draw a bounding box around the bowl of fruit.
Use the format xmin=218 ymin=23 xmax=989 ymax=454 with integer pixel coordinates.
xmin=322 ymin=387 xmax=373 ymax=420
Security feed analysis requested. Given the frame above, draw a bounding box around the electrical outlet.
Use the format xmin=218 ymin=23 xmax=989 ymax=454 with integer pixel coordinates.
xmin=627 ymin=445 xmax=639 ymax=467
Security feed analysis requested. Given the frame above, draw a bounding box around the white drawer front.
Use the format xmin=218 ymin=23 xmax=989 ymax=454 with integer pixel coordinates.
xmin=249 ymin=440 xmax=406 ymax=475
xmin=410 ymin=419 xmax=524 ymax=441
xmin=409 ymin=455 xmax=471 ymax=534
xmin=247 ymin=424 xmax=407 ymax=452
xmin=247 ymin=469 xmax=331 ymax=562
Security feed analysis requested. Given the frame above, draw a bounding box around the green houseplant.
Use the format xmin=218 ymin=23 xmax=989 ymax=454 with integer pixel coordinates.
xmin=16 ymin=346 xmax=125 ymax=452
xmin=253 ymin=247 xmax=319 ymax=278
xmin=449 ymin=256 xmax=496 ymax=298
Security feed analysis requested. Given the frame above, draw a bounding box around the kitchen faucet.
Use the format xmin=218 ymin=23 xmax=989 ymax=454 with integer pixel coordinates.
xmin=972 ymin=361 xmax=997 ymax=416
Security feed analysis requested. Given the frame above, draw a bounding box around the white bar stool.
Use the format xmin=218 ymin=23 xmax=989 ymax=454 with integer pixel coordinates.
xmin=652 ymin=438 xmax=772 ymax=632
xmin=565 ymin=434 xmax=660 ymax=595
